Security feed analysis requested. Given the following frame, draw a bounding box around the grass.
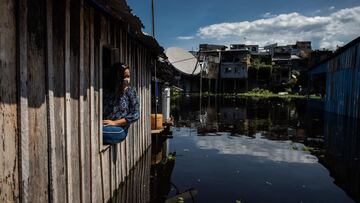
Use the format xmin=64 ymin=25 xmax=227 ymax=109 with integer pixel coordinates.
xmin=199 ymin=90 xmax=321 ymax=100
xmin=291 ymin=144 xmax=315 ymax=153
xmin=238 ymin=92 xmax=321 ymax=100
xmin=302 ymin=146 xmax=315 ymax=153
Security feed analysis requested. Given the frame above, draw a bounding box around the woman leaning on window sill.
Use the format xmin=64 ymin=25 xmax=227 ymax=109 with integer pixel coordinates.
xmin=102 ymin=63 xmax=140 ymax=145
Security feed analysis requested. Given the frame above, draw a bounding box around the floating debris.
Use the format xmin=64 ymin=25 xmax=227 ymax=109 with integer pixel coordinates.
xmin=265 ymin=181 xmax=273 ymax=186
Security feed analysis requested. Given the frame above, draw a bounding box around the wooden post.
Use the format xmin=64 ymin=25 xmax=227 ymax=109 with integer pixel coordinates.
xmin=121 ymin=31 xmax=126 ymax=183
xmin=18 ymin=0 xmax=29 ymax=202
xmin=89 ymin=7 xmax=97 ymax=202
xmin=78 ymin=0 xmax=86 ymax=202
xmin=127 ymin=34 xmax=130 ymax=173
xmin=130 ymin=40 xmax=134 ymax=169
xmin=64 ymin=0 xmax=73 ymax=201
xmin=0 ymin=0 xmax=18 ymax=201
xmin=119 ymin=28 xmax=126 ymax=184
xmin=125 ymin=33 xmax=130 ymax=176
xmin=141 ymin=47 xmax=144 ymax=155
xmin=45 ymin=0 xmax=58 ymax=201
xmin=146 ymin=51 xmax=150 ymax=148
xmin=136 ymin=45 xmax=140 ymax=162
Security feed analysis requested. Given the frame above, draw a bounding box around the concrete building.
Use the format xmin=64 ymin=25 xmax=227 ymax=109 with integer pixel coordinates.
xmin=230 ymin=44 xmax=259 ymax=54
xmin=294 ymin=41 xmax=312 ymax=58
xmin=219 ymin=49 xmax=251 ymax=92
xmin=198 ymin=50 xmax=221 ymax=92
xmin=199 ymin=44 xmax=227 ymax=51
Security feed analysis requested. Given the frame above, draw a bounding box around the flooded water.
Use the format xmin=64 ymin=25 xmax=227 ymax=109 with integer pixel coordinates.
xmin=114 ymin=96 xmax=360 ymax=203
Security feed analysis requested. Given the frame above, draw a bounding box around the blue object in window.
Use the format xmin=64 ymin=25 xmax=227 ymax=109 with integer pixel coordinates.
xmin=103 ymin=125 xmax=128 ymax=145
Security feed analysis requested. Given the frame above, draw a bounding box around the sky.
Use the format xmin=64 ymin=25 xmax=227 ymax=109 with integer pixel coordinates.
xmin=126 ymin=0 xmax=360 ymax=51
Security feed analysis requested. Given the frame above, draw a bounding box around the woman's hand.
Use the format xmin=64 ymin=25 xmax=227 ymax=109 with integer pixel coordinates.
xmin=103 ymin=120 xmax=116 ymax=126
xmin=103 ymin=118 xmax=127 ymax=126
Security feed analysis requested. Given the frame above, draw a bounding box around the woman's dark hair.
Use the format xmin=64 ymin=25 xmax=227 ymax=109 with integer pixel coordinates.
xmin=106 ymin=63 xmax=129 ymax=95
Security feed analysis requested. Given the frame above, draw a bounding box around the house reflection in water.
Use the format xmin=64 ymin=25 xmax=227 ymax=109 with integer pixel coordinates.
xmin=194 ymin=97 xmax=312 ymax=140
xmin=111 ymin=97 xmax=359 ymax=203
xmin=150 ymin=135 xmax=174 ymax=203
xmin=112 ymin=132 xmax=197 ymax=203
xmin=110 ymin=149 xmax=152 ymax=203
xmin=172 ymin=96 xmax=360 ymax=203
xmin=320 ymin=113 xmax=360 ymax=203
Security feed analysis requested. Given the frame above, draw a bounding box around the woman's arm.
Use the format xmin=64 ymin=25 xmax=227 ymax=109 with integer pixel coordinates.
xmin=103 ymin=118 xmax=127 ymax=126
xmin=102 ymin=88 xmax=140 ymax=126
xmin=124 ymin=88 xmax=140 ymax=124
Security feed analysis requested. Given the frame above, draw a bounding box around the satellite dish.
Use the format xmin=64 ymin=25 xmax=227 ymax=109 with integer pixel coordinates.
xmin=166 ymin=47 xmax=200 ymax=75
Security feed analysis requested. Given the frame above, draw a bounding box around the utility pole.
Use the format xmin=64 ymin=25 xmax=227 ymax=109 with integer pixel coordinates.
xmin=151 ymin=0 xmax=159 ymax=130
xmin=151 ymin=0 xmax=155 ymax=38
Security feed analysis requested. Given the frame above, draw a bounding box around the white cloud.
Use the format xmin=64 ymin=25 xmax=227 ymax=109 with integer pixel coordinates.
xmin=195 ymin=133 xmax=318 ymax=164
xmin=172 ymin=128 xmax=318 ymax=163
xmin=197 ymin=6 xmax=360 ymax=50
xmin=329 ymin=6 xmax=335 ymax=10
xmin=177 ymin=35 xmax=195 ymax=40
xmin=262 ymin=12 xmax=276 ymax=18
xmin=313 ymin=9 xmax=322 ymax=14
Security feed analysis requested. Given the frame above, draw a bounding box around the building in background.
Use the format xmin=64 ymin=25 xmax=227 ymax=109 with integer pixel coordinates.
xmin=219 ymin=49 xmax=251 ymax=92
xmin=230 ymin=44 xmax=259 ymax=54
xmin=199 ymin=44 xmax=227 ymax=52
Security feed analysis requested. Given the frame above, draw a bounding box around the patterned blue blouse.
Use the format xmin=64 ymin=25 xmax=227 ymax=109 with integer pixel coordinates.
xmin=103 ymin=87 xmax=140 ymax=127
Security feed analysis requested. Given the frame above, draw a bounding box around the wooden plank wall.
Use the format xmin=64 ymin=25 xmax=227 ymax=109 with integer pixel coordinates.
xmin=110 ymin=148 xmax=151 ymax=203
xmin=0 ymin=0 xmax=18 ymax=202
xmin=324 ymin=41 xmax=360 ymax=118
xmin=0 ymin=0 xmax=153 ymax=202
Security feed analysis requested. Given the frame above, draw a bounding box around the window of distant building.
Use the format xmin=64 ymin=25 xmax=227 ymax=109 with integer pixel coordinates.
xmin=236 ymin=67 xmax=243 ymax=73
xmin=225 ymin=67 xmax=232 ymax=73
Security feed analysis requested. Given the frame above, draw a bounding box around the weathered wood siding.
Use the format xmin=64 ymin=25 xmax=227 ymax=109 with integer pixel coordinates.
xmin=324 ymin=39 xmax=360 ymax=118
xmin=0 ymin=0 xmax=18 ymax=202
xmin=110 ymin=148 xmax=151 ymax=203
xmin=0 ymin=0 xmax=153 ymax=202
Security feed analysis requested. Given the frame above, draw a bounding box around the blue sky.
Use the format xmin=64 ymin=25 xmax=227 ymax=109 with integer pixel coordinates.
xmin=127 ymin=0 xmax=360 ymax=51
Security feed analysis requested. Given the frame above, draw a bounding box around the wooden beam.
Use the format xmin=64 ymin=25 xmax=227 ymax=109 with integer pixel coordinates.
xmin=45 ymin=0 xmax=57 ymax=201
xmin=125 ymin=32 xmax=130 ymax=177
xmin=18 ymin=0 xmax=29 ymax=202
xmin=78 ymin=0 xmax=86 ymax=202
xmin=89 ymin=6 xmax=96 ymax=203
xmin=0 ymin=0 xmax=18 ymax=201
xmin=64 ymin=0 xmax=73 ymax=202
xmin=98 ymin=14 xmax=106 ymax=203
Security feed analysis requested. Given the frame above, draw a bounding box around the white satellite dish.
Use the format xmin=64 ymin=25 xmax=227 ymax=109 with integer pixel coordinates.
xmin=166 ymin=47 xmax=200 ymax=75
